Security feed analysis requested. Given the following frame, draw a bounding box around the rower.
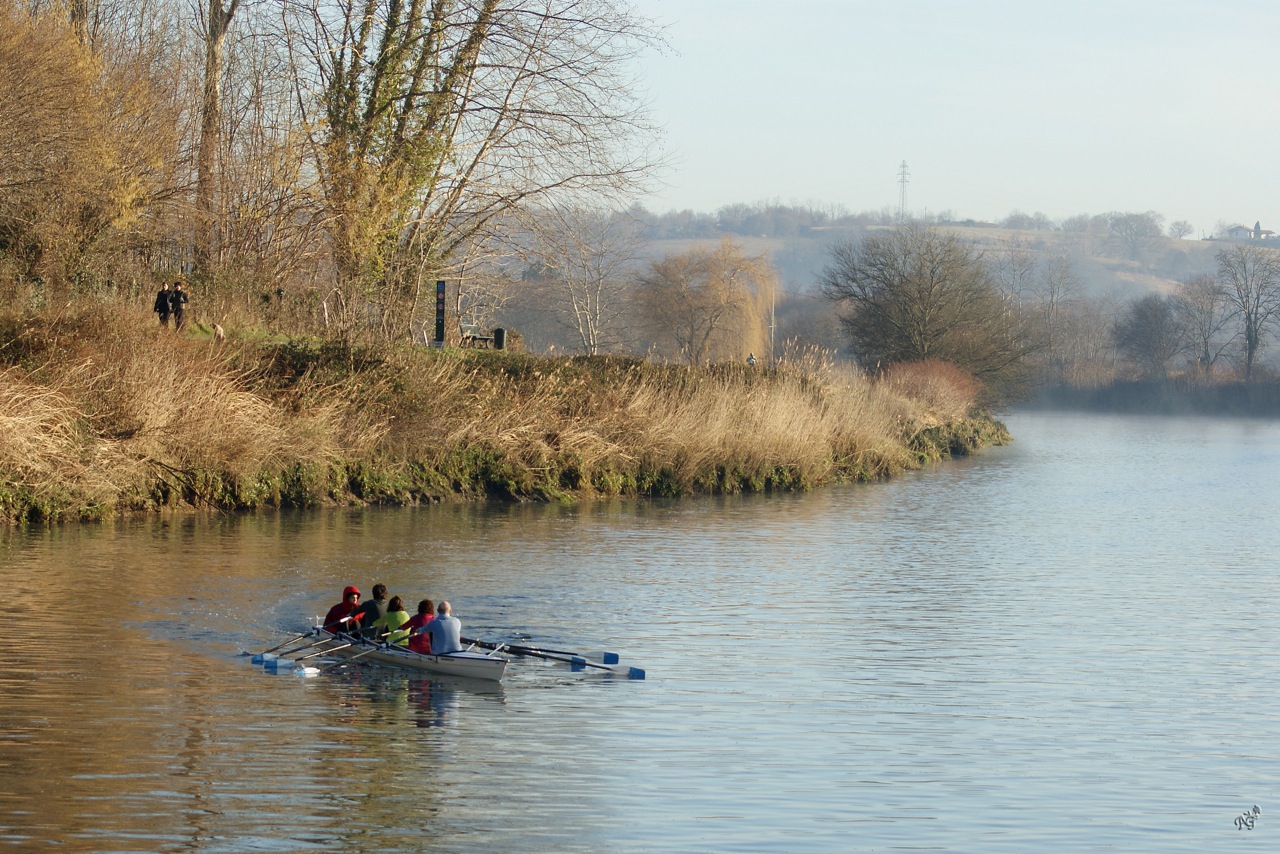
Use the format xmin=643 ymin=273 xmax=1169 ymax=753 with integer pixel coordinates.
xmin=322 ymin=586 xmax=362 ymax=634
xmin=426 ymin=601 xmax=462 ymax=654
xmin=372 ymin=596 xmax=412 ymax=646
xmin=402 ymin=599 xmax=435 ymax=654
xmin=352 ymin=583 xmax=389 ymax=638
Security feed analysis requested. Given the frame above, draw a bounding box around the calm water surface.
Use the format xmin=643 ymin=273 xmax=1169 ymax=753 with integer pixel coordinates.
xmin=3 ymin=411 xmax=1280 ymax=852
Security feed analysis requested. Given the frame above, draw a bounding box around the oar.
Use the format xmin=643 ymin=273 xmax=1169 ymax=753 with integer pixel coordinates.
xmin=249 ymin=628 xmax=319 ymax=662
xmin=263 ymin=641 xmax=353 ymax=673
xmin=254 ymin=626 xmax=360 ymax=663
xmin=463 ymin=637 xmax=617 ymax=664
xmin=251 ymin=632 xmax=330 ymax=664
xmin=293 ymin=642 xmax=351 ymax=662
xmin=249 ymin=615 xmax=362 ymax=662
xmin=463 ymin=637 xmax=644 ymax=679
xmin=306 ymin=642 xmax=388 ymax=676
xmin=499 ymin=642 xmax=621 ymax=664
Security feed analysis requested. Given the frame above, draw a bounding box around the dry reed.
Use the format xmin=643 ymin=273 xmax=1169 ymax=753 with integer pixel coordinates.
xmin=0 ymin=307 xmax=1003 ymax=522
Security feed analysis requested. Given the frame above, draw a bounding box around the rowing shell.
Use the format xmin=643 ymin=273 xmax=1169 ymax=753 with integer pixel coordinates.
xmin=312 ymin=633 xmax=507 ymax=682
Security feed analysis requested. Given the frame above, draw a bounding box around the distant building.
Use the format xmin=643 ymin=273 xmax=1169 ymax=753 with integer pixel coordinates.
xmin=1223 ymin=222 xmax=1276 ymax=240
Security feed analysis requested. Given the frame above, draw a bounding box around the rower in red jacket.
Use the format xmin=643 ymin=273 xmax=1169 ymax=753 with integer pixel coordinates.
xmin=322 ymin=585 xmax=363 ymax=633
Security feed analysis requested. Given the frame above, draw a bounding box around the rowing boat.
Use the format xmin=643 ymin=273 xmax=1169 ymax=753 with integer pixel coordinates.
xmin=251 ymin=627 xmax=642 ymax=682
xmin=305 ymin=632 xmax=508 ymax=681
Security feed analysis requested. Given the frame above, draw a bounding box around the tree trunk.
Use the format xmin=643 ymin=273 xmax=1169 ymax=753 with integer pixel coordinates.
xmin=195 ymin=0 xmax=239 ymax=280
xmin=70 ymin=0 xmax=91 ymax=45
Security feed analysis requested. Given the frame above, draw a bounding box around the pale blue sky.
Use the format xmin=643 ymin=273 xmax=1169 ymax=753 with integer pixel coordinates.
xmin=632 ymin=0 xmax=1280 ymax=235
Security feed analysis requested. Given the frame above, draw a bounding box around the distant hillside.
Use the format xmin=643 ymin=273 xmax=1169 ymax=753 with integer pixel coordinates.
xmin=642 ymin=225 xmax=1224 ymax=300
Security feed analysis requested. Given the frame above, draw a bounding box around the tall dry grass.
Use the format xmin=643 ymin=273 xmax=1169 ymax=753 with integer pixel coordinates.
xmin=0 ymin=305 xmax=356 ymax=518
xmin=877 ymin=359 xmax=979 ymax=423
xmin=0 ymin=366 xmax=127 ymax=512
xmin=0 ymin=306 xmax=1002 ymax=522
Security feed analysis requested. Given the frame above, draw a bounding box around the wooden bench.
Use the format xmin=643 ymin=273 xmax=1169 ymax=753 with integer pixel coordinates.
xmin=460 ymin=322 xmax=494 ymax=348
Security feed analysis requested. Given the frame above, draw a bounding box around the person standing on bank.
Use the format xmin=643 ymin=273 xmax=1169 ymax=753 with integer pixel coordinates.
xmin=153 ymin=282 xmax=172 ymax=327
xmin=169 ymin=281 xmax=189 ymax=331
xmin=426 ymin=601 xmax=462 ymax=654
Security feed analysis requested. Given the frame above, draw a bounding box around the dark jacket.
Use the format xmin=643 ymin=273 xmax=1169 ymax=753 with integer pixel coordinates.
xmin=153 ymin=289 xmax=171 ymax=314
xmin=353 ymin=597 xmax=388 ymax=638
xmin=169 ymin=288 xmax=189 ymax=313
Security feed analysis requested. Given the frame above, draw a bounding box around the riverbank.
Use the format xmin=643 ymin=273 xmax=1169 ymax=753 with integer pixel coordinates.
xmin=0 ymin=306 xmax=1009 ymax=525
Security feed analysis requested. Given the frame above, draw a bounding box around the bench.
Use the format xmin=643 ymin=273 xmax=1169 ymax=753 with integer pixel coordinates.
xmin=460 ymin=322 xmax=494 ymax=348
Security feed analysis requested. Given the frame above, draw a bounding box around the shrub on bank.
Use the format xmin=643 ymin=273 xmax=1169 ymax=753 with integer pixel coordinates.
xmin=0 ymin=306 xmax=1008 ymax=524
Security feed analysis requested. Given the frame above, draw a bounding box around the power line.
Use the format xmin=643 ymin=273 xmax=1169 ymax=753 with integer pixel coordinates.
xmin=897 ymin=160 xmax=910 ymax=223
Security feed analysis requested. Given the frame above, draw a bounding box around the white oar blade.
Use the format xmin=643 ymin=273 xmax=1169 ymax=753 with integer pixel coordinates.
xmin=294 ymin=666 xmax=320 ymax=677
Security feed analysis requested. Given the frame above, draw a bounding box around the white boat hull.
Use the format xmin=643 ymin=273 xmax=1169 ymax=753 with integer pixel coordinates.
xmin=316 ymin=635 xmax=507 ymax=682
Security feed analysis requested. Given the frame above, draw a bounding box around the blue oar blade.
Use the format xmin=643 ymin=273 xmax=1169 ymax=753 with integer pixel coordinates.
xmin=263 ymin=657 xmax=302 ymax=674
xmin=602 ymin=652 xmax=620 ymax=665
xmin=626 ymin=666 xmax=645 ymax=680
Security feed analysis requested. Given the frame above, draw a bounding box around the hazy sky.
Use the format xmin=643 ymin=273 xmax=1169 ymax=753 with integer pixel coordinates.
xmin=631 ymin=0 xmax=1280 ymax=236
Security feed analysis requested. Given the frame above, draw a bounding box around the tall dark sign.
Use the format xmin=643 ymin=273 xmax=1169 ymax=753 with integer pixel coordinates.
xmin=433 ymin=280 xmax=446 ymax=346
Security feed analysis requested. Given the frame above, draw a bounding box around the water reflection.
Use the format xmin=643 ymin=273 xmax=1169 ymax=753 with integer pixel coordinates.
xmin=4 ymin=413 xmax=1280 ymax=850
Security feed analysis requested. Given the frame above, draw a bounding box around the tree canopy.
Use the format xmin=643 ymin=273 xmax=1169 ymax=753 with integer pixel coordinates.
xmin=819 ymin=226 xmax=1037 ymax=392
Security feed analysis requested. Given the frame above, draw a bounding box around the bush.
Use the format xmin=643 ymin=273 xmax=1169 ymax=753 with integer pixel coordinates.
xmin=877 ymin=360 xmax=978 ymax=420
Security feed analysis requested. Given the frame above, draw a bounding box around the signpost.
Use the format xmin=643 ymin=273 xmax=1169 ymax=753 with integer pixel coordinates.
xmin=433 ymin=280 xmax=446 ymax=347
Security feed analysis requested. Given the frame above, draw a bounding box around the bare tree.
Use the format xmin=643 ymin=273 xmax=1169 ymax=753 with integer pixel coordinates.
xmin=69 ymin=0 xmax=92 ymax=43
xmin=1173 ymin=274 xmax=1235 ymax=378
xmin=636 ymin=240 xmax=776 ymax=365
xmin=1052 ymin=295 xmax=1120 ymax=388
xmin=281 ymin=0 xmax=663 ymax=340
xmin=1215 ymin=243 xmax=1280 ymax=381
xmin=526 ymin=205 xmax=645 ymax=355
xmin=194 ymin=0 xmax=242 ymax=280
xmin=0 ymin=5 xmax=179 ymax=288
xmin=1168 ymin=220 xmax=1194 ymax=240
xmin=208 ymin=13 xmax=329 ymax=324
xmin=1108 ymin=210 xmax=1165 ymax=259
xmin=1112 ymin=293 xmax=1187 ymax=379
xmin=820 ymin=226 xmax=1037 ymax=386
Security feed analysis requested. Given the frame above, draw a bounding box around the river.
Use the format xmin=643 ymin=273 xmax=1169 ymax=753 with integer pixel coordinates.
xmin=2 ymin=411 xmax=1279 ymax=851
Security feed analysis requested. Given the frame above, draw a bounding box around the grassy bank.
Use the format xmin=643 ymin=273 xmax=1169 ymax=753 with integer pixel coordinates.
xmin=0 ymin=305 xmax=1009 ymax=525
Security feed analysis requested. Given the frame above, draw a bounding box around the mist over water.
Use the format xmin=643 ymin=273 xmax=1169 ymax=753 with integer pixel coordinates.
xmin=2 ymin=411 xmax=1279 ymax=851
